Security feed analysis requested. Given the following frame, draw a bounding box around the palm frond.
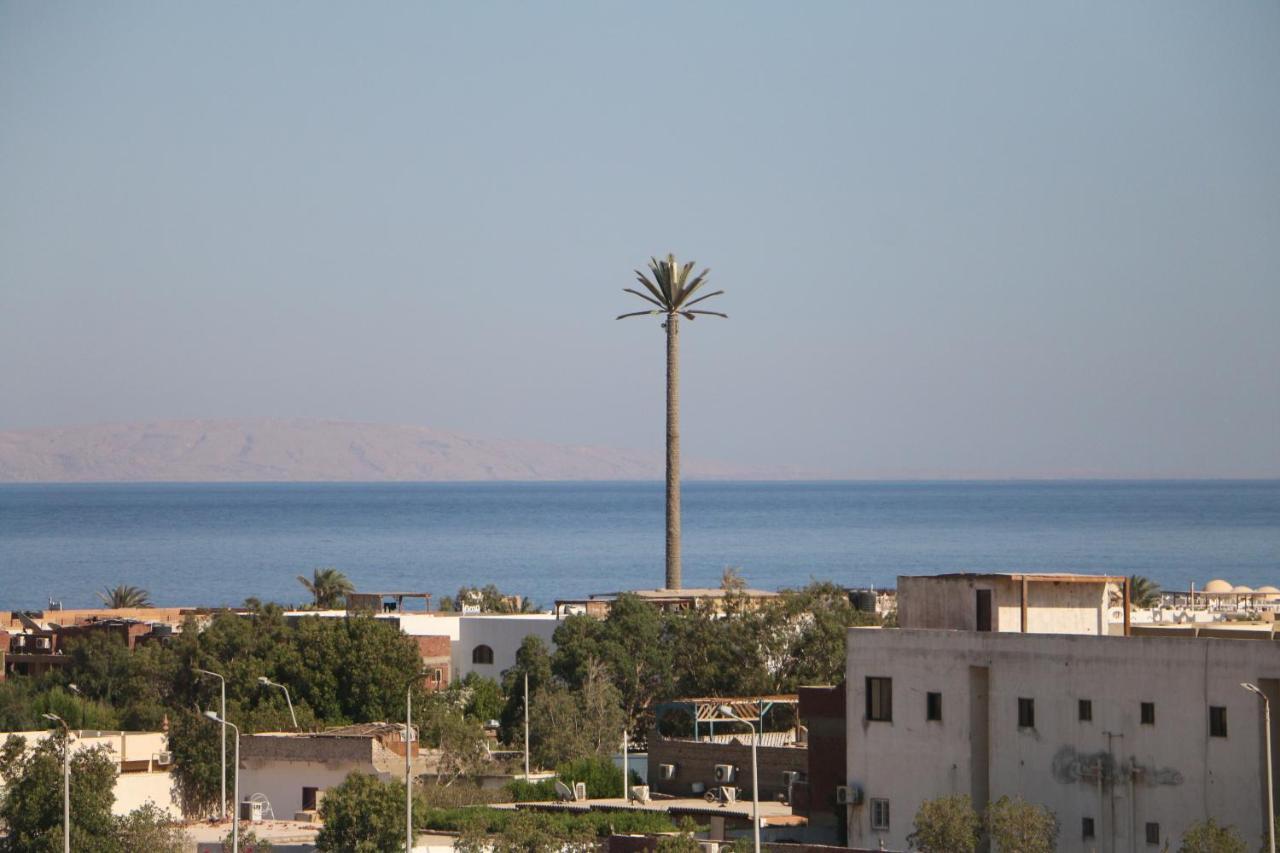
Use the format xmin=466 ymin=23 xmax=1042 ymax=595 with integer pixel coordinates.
xmin=623 ymin=288 xmax=666 ymax=309
xmin=617 ymin=310 xmax=662 ymax=320
xmin=634 ymin=272 xmax=668 ymax=307
xmin=681 ymin=289 xmax=724 ymax=309
xmin=687 ymin=310 xmax=728 ymax=318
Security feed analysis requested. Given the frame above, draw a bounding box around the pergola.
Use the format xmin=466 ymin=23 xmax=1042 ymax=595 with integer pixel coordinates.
xmin=653 ymin=694 xmax=798 ymax=740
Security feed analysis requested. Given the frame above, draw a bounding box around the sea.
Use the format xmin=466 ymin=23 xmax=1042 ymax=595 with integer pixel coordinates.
xmin=0 ymin=481 xmax=1276 ymax=611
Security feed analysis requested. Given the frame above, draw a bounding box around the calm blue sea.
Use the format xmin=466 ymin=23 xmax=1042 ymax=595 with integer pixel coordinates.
xmin=0 ymin=481 xmax=1276 ymax=611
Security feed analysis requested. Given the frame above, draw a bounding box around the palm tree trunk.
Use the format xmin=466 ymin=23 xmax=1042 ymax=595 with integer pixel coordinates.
xmin=665 ymin=314 xmax=681 ymax=590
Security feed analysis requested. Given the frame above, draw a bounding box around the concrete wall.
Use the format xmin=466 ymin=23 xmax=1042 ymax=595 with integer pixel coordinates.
xmin=796 ymin=686 xmax=846 ymax=841
xmin=897 ymin=576 xmax=1115 ymax=635
xmin=453 ymin=615 xmax=559 ymax=680
xmin=845 ymin=628 xmax=1280 ymax=852
xmin=647 ymin=735 xmax=807 ymax=801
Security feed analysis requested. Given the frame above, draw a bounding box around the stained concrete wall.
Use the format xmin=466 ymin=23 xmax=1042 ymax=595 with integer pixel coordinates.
xmin=845 ymin=628 xmax=1280 ymax=852
xmin=897 ymin=576 xmax=1116 ymax=635
xmin=647 ymin=735 xmax=807 ymax=801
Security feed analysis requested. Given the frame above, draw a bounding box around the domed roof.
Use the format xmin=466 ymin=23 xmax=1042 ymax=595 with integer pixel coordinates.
xmin=1258 ymin=585 xmax=1280 ymax=593
xmin=1233 ymin=585 xmax=1255 ymax=594
xmin=1203 ymin=579 xmax=1233 ymax=593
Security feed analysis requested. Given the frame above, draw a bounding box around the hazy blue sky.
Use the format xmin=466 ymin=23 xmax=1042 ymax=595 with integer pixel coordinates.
xmin=1 ymin=2 xmax=1276 ymax=477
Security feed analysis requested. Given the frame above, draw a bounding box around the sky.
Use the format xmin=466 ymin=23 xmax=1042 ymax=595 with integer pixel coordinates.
xmin=1 ymin=2 xmax=1277 ymax=478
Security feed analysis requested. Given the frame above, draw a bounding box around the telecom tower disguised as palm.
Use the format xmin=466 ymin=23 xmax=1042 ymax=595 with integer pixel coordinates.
xmin=617 ymin=254 xmax=727 ymax=590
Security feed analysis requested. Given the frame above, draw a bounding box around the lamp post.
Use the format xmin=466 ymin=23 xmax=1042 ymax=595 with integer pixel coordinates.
xmin=204 ymin=710 xmax=240 ymax=853
xmin=622 ymin=729 xmax=630 ymax=803
xmin=1243 ymin=682 xmax=1275 ymax=853
xmin=42 ymin=713 xmax=71 ymax=853
xmin=257 ymin=677 xmax=298 ymax=731
xmin=718 ymin=705 xmax=760 ymax=853
xmin=195 ymin=668 xmax=228 ymax=819
xmin=402 ymin=672 xmax=426 ymax=853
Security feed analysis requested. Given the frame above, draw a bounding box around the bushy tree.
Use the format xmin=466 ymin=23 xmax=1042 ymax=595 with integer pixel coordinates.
xmin=0 ymin=733 xmax=119 ymax=853
xmin=316 ymin=772 xmax=407 ymax=853
xmin=986 ymin=795 xmax=1057 ymax=853
xmin=908 ymin=794 xmax=981 ymax=853
xmin=114 ymin=802 xmax=189 ymax=853
xmin=1177 ymin=818 xmax=1247 ymax=853
xmin=528 ymin=660 xmax=625 ymax=769
xmin=656 ymin=817 xmax=704 ymax=851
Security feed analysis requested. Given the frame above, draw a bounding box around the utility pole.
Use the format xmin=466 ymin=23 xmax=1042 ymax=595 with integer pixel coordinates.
xmin=523 ymin=671 xmax=530 ymax=778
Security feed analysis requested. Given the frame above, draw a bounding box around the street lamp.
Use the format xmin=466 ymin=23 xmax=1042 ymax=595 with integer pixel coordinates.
xmin=718 ymin=705 xmax=761 ymax=853
xmin=402 ymin=671 xmax=427 ymax=853
xmin=42 ymin=713 xmax=71 ymax=853
xmin=257 ymin=677 xmax=298 ymax=731
xmin=205 ymin=710 xmax=240 ymax=853
xmin=1243 ymin=682 xmax=1275 ymax=853
xmin=196 ymin=669 xmax=228 ymax=819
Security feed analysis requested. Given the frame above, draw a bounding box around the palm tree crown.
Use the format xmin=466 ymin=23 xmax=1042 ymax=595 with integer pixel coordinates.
xmin=618 ymin=254 xmax=726 ymax=591
xmin=616 ymin=254 xmax=727 ymax=322
xmin=98 ymin=584 xmax=152 ymax=609
xmin=297 ymin=567 xmax=355 ymax=609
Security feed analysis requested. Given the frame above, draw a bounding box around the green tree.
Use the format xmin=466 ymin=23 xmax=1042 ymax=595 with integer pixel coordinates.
xmin=114 ymin=802 xmax=190 ymax=853
xmin=1177 ymin=818 xmax=1247 ymax=853
xmin=528 ymin=660 xmax=626 ymax=769
xmin=908 ymin=794 xmax=981 ymax=853
xmin=456 ymin=673 xmax=504 ymax=723
xmin=316 ymin=772 xmax=407 ymax=853
xmin=296 ymin=567 xmax=355 ymax=609
xmin=1129 ymin=574 xmax=1162 ymax=609
xmin=97 ymin=584 xmax=152 ymax=608
xmin=656 ymin=817 xmax=704 ymax=852
xmin=617 ymin=253 xmax=727 ymax=590
xmin=167 ymin=708 xmax=229 ymax=818
xmin=499 ymin=635 xmax=554 ymax=743
xmin=0 ymin=732 xmax=120 ymax=853
xmin=986 ymin=795 xmax=1058 ymax=853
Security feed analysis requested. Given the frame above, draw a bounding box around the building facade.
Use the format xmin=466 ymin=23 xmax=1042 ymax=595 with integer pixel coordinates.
xmin=844 ymin=628 xmax=1279 ymax=852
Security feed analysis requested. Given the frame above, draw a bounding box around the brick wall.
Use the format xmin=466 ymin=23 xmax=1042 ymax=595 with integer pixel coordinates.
xmin=647 ymin=735 xmax=807 ymax=801
xmin=414 ymin=634 xmax=452 ymax=690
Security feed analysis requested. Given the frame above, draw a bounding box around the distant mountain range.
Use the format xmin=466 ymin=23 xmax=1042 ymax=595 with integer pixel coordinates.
xmin=0 ymin=419 xmax=798 ymax=483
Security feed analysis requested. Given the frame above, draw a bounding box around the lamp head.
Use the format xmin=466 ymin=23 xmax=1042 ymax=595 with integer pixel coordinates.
xmin=68 ymin=683 xmax=81 ymax=695
xmin=42 ymin=713 xmax=60 ymax=723
xmin=717 ymin=704 xmax=734 ymax=717
xmin=258 ymin=676 xmax=271 ymax=686
xmin=203 ymin=710 xmax=221 ymax=722
xmin=1242 ymin=682 xmax=1264 ymax=696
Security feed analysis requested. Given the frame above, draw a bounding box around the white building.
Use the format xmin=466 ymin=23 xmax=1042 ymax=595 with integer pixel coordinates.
xmin=0 ymin=730 xmax=178 ymax=817
xmin=844 ymin=627 xmax=1279 ymax=852
xmin=897 ymin=573 xmax=1129 ymax=636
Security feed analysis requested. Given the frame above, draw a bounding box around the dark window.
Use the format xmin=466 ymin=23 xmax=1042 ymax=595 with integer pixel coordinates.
xmin=302 ymin=787 xmax=318 ymax=811
xmin=1141 ymin=702 xmax=1155 ymax=725
xmin=870 ymin=798 xmax=890 ymax=831
xmin=1018 ymin=697 xmax=1035 ymax=729
xmin=976 ymin=590 xmax=993 ymax=632
xmin=1146 ymin=823 xmax=1160 ymax=845
xmin=866 ymin=677 xmax=893 ymax=722
xmin=1078 ymin=699 xmax=1093 ymax=722
xmin=926 ymin=691 xmax=942 ymax=722
xmin=1210 ymin=706 xmax=1228 ymax=737
xmin=472 ymin=644 xmax=494 ymax=665
xmin=1082 ymin=817 xmax=1095 ymax=840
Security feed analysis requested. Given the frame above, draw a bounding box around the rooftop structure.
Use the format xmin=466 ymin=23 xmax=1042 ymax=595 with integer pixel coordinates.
xmin=897 ymin=572 xmax=1130 ymax=636
xmin=345 ymin=590 xmax=432 ymax=613
xmin=555 ymin=587 xmax=779 ymax=618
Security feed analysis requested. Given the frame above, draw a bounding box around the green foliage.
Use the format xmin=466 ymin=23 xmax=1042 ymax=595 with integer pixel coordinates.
xmin=457 ymin=673 xmax=505 ymax=723
xmin=1177 ymin=818 xmax=1247 ymax=853
xmin=908 ymin=794 xmax=981 ymax=853
xmin=296 ymin=567 xmax=355 ymax=609
xmin=499 ymin=635 xmax=554 ymax=742
xmin=429 ymin=804 xmax=678 ymax=847
xmin=442 ymin=585 xmax=536 ymax=613
xmin=97 ymin=584 xmax=152 ymax=608
xmin=0 ymin=733 xmax=119 ymax=853
xmin=656 ymin=817 xmax=705 ymax=852
xmin=1129 ymin=574 xmax=1162 ymax=609
xmin=222 ymin=825 xmax=276 ymax=853
xmin=114 ymin=802 xmax=189 ymax=853
xmin=986 ymin=795 xmax=1058 ymax=853
xmin=316 ymin=772 xmax=407 ymax=852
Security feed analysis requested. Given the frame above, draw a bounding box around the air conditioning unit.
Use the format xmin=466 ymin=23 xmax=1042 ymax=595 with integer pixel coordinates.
xmin=573 ymin=782 xmax=587 ymax=801
xmin=658 ymin=763 xmax=677 ymax=781
xmin=714 ymin=764 xmax=736 ymax=783
xmin=630 ymin=784 xmax=650 ymax=804
xmin=719 ymin=786 xmax=737 ymax=803
xmin=239 ymin=800 xmax=265 ymax=822
xmin=836 ymin=784 xmax=864 ymax=806
xmin=153 ymin=752 xmax=173 ymax=766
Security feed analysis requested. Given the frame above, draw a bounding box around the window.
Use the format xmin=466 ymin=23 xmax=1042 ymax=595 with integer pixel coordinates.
xmin=302 ymin=787 xmax=318 ymax=811
xmin=1146 ymin=822 xmax=1160 ymax=845
xmin=976 ymin=590 xmax=993 ymax=632
xmin=870 ymin=798 xmax=891 ymax=831
xmin=1141 ymin=702 xmax=1155 ymax=725
xmin=1210 ymin=706 xmax=1228 ymax=737
xmin=1078 ymin=699 xmax=1093 ymax=722
xmin=432 ymin=668 xmax=444 ymax=685
xmin=1082 ymin=817 xmax=1095 ymax=841
xmin=471 ymin=644 xmax=494 ymax=665
xmin=866 ymin=677 xmax=893 ymax=722
xmin=926 ymin=691 xmax=942 ymax=722
xmin=1018 ymin=697 xmax=1035 ymax=729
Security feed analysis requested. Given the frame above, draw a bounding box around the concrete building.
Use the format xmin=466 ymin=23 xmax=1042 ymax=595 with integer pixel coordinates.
xmin=239 ymin=722 xmax=430 ymax=819
xmin=844 ymin=628 xmax=1280 ymax=852
xmin=0 ymin=730 xmax=179 ymax=817
xmin=896 ymin=573 xmax=1129 ymax=636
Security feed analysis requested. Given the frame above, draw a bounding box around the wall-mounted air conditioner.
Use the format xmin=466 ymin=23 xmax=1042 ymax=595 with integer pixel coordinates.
xmin=836 ymin=784 xmax=864 ymax=806
xmin=658 ymin=763 xmax=676 ymax=781
xmin=714 ymin=764 xmax=736 ymax=783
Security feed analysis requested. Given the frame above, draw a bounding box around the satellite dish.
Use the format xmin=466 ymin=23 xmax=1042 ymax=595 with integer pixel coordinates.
xmin=554 ymin=780 xmax=574 ymax=801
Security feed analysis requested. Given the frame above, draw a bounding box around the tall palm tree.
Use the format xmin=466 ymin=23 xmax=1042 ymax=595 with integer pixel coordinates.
xmin=297 ymin=567 xmax=354 ymax=609
xmin=618 ymin=254 xmax=727 ymax=590
xmin=98 ymin=584 xmax=152 ymax=608
xmin=1128 ymin=574 xmax=1161 ymax=609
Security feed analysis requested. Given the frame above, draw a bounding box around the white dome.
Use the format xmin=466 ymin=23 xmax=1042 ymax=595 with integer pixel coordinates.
xmin=1233 ymin=585 xmax=1255 ymax=594
xmin=1203 ymin=579 xmax=1233 ymax=594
